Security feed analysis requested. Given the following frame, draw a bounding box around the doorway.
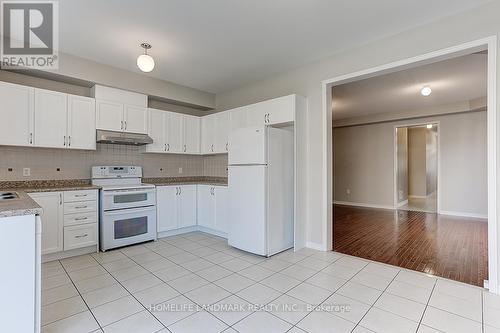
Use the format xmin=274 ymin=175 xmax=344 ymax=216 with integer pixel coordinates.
xmin=395 ymin=123 xmax=438 ymax=213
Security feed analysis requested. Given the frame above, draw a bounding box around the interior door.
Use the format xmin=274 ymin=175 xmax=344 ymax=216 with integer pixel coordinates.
xmin=156 ymin=186 xmax=179 ymax=232
xmin=28 ymin=192 xmax=63 ymax=254
xmin=166 ymin=112 xmax=183 ymax=153
xmin=183 ymin=115 xmax=200 ymax=154
xmin=179 ymin=185 xmax=197 ymax=227
xmin=147 ymin=109 xmax=166 ymax=152
xmin=124 ymin=105 xmax=148 ymax=134
xmin=0 ymin=81 xmax=34 ymax=147
xmin=197 ymin=185 xmax=215 ymax=229
xmin=96 ymin=99 xmax=123 ymax=131
xmin=34 ymin=88 xmax=68 ymax=148
xmin=67 ymin=95 xmax=96 ymax=150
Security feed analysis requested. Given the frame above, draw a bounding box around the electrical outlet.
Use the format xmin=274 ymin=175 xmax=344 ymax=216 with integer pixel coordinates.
xmin=346 ymin=188 xmax=351 ymax=195
xmin=178 ymin=167 xmax=183 ymax=174
xmin=23 ymin=168 xmax=30 ymax=177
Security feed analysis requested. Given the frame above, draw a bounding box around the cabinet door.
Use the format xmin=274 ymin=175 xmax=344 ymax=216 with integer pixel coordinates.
xmin=229 ymin=107 xmax=247 ymax=131
xmin=179 ymin=185 xmax=197 ymax=227
xmin=166 ymin=112 xmax=183 ymax=153
xmin=201 ymin=114 xmax=216 ymax=154
xmin=67 ymin=95 xmax=96 ymax=150
xmin=29 ymin=192 xmax=63 ymax=254
xmin=183 ymin=115 xmax=200 ymax=154
xmin=245 ymin=102 xmax=267 ymax=127
xmin=265 ymin=95 xmax=295 ymax=125
xmin=146 ymin=109 xmax=166 ymax=153
xmin=0 ymin=81 xmax=34 ymax=147
xmin=215 ymin=112 xmax=230 ymax=153
xmin=34 ymin=88 xmax=68 ymax=148
xmin=124 ymin=105 xmax=148 ymax=134
xmin=156 ymin=186 xmax=179 ymax=232
xmin=197 ymin=185 xmax=215 ymax=229
xmin=214 ymin=186 xmax=228 ymax=233
xmin=96 ymin=99 xmax=123 ymax=131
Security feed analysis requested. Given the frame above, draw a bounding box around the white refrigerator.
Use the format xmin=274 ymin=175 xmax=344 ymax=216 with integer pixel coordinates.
xmin=228 ymin=126 xmax=294 ymax=256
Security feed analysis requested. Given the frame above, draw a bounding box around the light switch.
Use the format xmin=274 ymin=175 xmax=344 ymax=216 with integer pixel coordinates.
xmin=23 ymin=168 xmax=31 ymax=176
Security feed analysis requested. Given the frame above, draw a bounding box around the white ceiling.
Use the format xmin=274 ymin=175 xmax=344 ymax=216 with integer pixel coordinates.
xmin=59 ymin=0 xmax=491 ymax=93
xmin=331 ymin=52 xmax=487 ymax=120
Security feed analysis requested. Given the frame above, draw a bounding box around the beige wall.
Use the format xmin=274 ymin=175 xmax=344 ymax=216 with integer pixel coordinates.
xmin=426 ymin=128 xmax=438 ymax=195
xmin=408 ymin=127 xmax=427 ymax=197
xmin=396 ymin=127 xmax=408 ymax=204
xmin=333 ymin=111 xmax=487 ymax=216
xmin=0 ymin=145 xmax=228 ymax=181
xmin=215 ymin=1 xmax=499 ymax=257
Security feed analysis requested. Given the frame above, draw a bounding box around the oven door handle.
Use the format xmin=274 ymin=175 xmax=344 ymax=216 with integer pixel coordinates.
xmin=102 ymin=190 xmax=154 ymax=196
xmin=103 ymin=206 xmax=155 ymax=216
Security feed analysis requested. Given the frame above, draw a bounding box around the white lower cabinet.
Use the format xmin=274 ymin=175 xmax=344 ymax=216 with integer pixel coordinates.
xmin=29 ymin=189 xmax=98 ymax=255
xmin=156 ymin=185 xmax=197 ymax=232
xmin=156 ymin=184 xmax=228 ymax=236
xmin=197 ymin=185 xmax=228 ymax=234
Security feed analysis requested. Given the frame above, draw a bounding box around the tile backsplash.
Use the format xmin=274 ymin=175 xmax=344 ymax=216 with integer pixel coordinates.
xmin=0 ymin=144 xmax=228 ymax=181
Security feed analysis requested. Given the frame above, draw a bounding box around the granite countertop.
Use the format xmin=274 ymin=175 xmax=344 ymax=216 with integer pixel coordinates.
xmin=0 ymin=180 xmax=100 ymax=218
xmin=143 ymin=176 xmax=228 ymax=186
xmin=0 ymin=191 xmax=42 ymax=218
xmin=0 ymin=179 xmax=100 ymax=193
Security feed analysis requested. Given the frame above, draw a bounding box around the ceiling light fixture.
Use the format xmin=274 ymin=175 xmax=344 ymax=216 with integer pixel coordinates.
xmin=426 ymin=124 xmax=433 ymax=129
xmin=421 ymin=86 xmax=432 ymax=97
xmin=137 ymin=43 xmax=155 ymax=72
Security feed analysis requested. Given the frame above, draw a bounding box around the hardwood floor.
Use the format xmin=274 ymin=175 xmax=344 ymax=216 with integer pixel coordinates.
xmin=333 ymin=204 xmax=488 ymax=287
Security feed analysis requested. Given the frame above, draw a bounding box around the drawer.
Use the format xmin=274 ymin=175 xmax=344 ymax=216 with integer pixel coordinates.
xmin=64 ymin=224 xmax=97 ymax=251
xmin=64 ymin=200 xmax=97 ymax=214
xmin=64 ymin=190 xmax=97 ymax=203
xmin=64 ymin=212 xmax=97 ymax=226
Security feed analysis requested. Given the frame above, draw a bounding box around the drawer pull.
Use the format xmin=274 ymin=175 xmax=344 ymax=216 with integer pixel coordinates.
xmin=74 ymin=205 xmax=88 ymax=209
xmin=75 ymin=234 xmax=88 ymax=238
xmin=74 ymin=217 xmax=88 ymax=221
xmin=74 ymin=194 xmax=88 ymax=197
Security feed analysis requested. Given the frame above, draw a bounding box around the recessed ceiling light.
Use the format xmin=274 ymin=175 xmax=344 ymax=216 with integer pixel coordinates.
xmin=137 ymin=43 xmax=155 ymax=72
xmin=426 ymin=124 xmax=433 ymax=129
xmin=421 ymin=86 xmax=432 ymax=96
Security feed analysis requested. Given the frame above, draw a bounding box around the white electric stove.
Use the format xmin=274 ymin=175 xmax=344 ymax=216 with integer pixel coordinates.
xmin=92 ymin=166 xmax=156 ymax=251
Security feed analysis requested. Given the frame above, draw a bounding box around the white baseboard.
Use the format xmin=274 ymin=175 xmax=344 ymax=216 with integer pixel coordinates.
xmin=439 ymin=210 xmax=488 ymax=220
xmin=196 ymin=226 xmax=228 ymax=238
xmin=333 ymin=200 xmax=394 ymax=210
xmin=306 ymin=241 xmax=327 ymax=251
xmin=157 ymin=226 xmax=202 ymax=239
xmin=397 ymin=199 xmax=409 ymax=207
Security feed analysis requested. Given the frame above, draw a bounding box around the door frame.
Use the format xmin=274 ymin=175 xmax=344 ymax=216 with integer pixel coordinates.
xmin=393 ymin=122 xmax=440 ymax=213
xmin=322 ymin=36 xmax=498 ymax=293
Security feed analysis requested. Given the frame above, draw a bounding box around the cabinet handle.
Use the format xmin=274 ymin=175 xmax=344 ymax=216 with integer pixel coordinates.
xmin=176 ymin=187 xmax=179 ymax=195
xmin=121 ymin=121 xmax=124 ymax=130
xmin=75 ymin=234 xmax=88 ymax=238
xmin=225 ymin=142 xmax=228 ymax=151
xmin=211 ymin=144 xmax=214 ymax=152
xmin=75 ymin=205 xmax=88 ymax=209
xmin=74 ymin=217 xmax=88 ymax=221
xmin=183 ymin=144 xmax=187 ymax=152
xmin=167 ymin=143 xmax=170 ymax=151
xmin=74 ymin=194 xmax=87 ymax=197
xmin=68 ymin=136 xmax=71 ymax=147
xmin=179 ymin=187 xmax=182 ymax=195
xmin=59 ymin=193 xmax=62 ymax=205
xmin=29 ymin=133 xmax=33 ymax=144
xmin=124 ymin=121 xmax=127 ymax=130
xmin=63 ymin=135 xmax=66 ymax=146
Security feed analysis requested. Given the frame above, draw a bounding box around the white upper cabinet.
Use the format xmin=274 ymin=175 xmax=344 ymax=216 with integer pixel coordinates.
xmin=229 ymin=107 xmax=247 ymax=131
xmin=67 ymin=95 xmax=96 ymax=150
xmin=124 ymin=105 xmax=148 ymax=134
xmin=262 ymin=95 xmax=295 ymax=125
xmin=146 ymin=109 xmax=167 ymax=153
xmin=0 ymin=81 xmax=34 ymax=147
xmin=201 ymin=114 xmax=216 ymax=154
xmin=183 ymin=115 xmax=200 ymax=154
xmin=245 ymin=102 xmax=268 ymax=127
xmin=34 ymin=88 xmax=68 ymax=148
xmin=215 ymin=112 xmax=230 ymax=153
xmin=166 ymin=112 xmax=183 ymax=153
xmin=96 ymin=99 xmax=123 ymax=132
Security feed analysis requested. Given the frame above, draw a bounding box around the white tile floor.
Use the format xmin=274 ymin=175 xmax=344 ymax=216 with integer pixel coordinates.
xmin=41 ymin=231 xmax=499 ymax=333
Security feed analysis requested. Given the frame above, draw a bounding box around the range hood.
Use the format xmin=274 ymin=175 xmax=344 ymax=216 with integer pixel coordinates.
xmin=96 ymin=130 xmax=153 ymax=146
